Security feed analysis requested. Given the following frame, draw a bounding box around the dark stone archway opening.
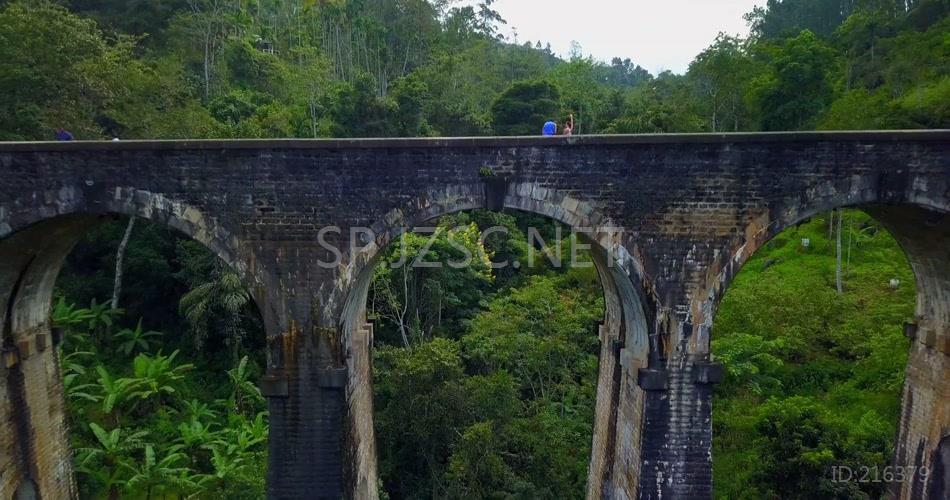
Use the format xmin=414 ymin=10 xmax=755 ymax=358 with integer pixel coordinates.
xmin=0 ymin=213 xmax=269 ymax=500
xmin=369 ymin=209 xmax=606 ymax=499
xmin=340 ymin=205 xmax=652 ymax=500
xmin=709 ymin=206 xmax=944 ymax=499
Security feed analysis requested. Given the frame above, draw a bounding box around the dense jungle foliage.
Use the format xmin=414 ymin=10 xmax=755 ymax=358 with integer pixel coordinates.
xmin=54 ymin=224 xmax=269 ymax=499
xmin=1 ymin=0 xmax=943 ymax=497
xmin=712 ymin=211 xmax=915 ymax=499
xmin=0 ymin=0 xmax=947 ymax=141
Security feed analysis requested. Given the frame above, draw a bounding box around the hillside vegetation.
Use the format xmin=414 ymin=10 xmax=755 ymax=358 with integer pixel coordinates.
xmin=713 ymin=211 xmax=915 ymax=499
xmin=0 ymin=0 xmax=946 ymax=141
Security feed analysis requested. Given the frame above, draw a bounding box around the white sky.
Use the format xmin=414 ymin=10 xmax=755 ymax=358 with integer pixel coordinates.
xmin=480 ymin=0 xmax=763 ymax=75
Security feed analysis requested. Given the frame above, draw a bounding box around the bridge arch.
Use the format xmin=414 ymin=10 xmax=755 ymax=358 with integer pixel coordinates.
xmin=1 ymin=186 xmax=251 ymax=276
xmin=337 ymin=181 xmax=655 ymax=499
xmin=0 ymin=188 xmax=272 ymax=500
xmin=696 ymin=177 xmax=949 ymax=499
xmin=0 ymin=185 xmax=278 ymax=329
xmin=690 ymin=168 xmax=948 ymax=347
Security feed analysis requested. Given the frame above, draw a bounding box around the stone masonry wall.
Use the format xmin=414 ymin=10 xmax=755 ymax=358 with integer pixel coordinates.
xmin=0 ymin=132 xmax=945 ymax=499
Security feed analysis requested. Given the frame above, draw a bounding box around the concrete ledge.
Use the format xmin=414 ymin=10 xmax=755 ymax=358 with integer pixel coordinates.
xmin=317 ymin=367 xmax=348 ymax=389
xmin=637 ymin=368 xmax=668 ymax=391
xmin=693 ymin=363 xmax=725 ymax=385
xmin=260 ymin=375 xmax=289 ymax=398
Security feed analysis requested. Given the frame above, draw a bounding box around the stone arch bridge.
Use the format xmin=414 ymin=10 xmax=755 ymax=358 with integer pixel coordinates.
xmin=0 ymin=131 xmax=947 ymax=499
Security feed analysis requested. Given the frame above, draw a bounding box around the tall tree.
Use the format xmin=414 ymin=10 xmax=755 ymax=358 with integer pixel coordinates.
xmin=179 ymin=260 xmax=255 ymax=363
xmin=689 ymin=34 xmax=756 ymax=132
xmin=747 ymin=0 xmax=856 ymax=40
xmin=752 ymin=30 xmax=838 ymax=130
xmin=835 ymin=209 xmax=844 ymax=294
xmin=111 ymin=217 xmax=136 ymax=312
xmin=0 ymin=2 xmax=116 ymax=139
xmin=178 ymin=0 xmax=235 ymax=100
xmin=490 ymin=80 xmax=561 ymax=135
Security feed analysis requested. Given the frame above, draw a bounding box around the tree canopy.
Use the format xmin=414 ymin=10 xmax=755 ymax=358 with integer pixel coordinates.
xmin=1 ymin=0 xmax=944 ymax=142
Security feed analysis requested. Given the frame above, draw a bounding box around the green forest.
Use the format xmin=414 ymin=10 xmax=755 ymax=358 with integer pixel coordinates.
xmin=0 ymin=0 xmax=945 ymax=498
xmin=1 ymin=0 xmax=948 ymax=140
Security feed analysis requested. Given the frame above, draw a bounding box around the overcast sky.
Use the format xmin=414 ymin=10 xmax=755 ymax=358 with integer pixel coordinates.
xmin=479 ymin=0 xmax=763 ymax=74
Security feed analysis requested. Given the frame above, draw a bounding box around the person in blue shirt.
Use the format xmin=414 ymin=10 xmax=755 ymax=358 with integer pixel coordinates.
xmin=55 ymin=128 xmax=74 ymax=141
xmin=541 ymin=120 xmax=557 ymax=136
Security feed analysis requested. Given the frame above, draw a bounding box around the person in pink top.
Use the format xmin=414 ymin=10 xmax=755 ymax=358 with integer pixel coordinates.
xmin=562 ymin=113 xmax=574 ymax=136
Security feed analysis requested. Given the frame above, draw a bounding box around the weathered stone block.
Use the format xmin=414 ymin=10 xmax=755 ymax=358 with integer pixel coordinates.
xmin=15 ymin=340 xmax=33 ymax=360
xmin=619 ymin=347 xmax=637 ymax=370
xmin=936 ymin=334 xmax=950 ymax=356
xmin=35 ymin=333 xmax=49 ymax=352
xmin=921 ymin=329 xmax=938 ymax=349
xmin=693 ymin=362 xmax=724 ymax=385
xmin=317 ymin=367 xmax=348 ymax=389
xmin=259 ymin=375 xmax=289 ymax=398
xmin=637 ymin=368 xmax=668 ymax=391
xmin=2 ymin=348 xmax=18 ymax=368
